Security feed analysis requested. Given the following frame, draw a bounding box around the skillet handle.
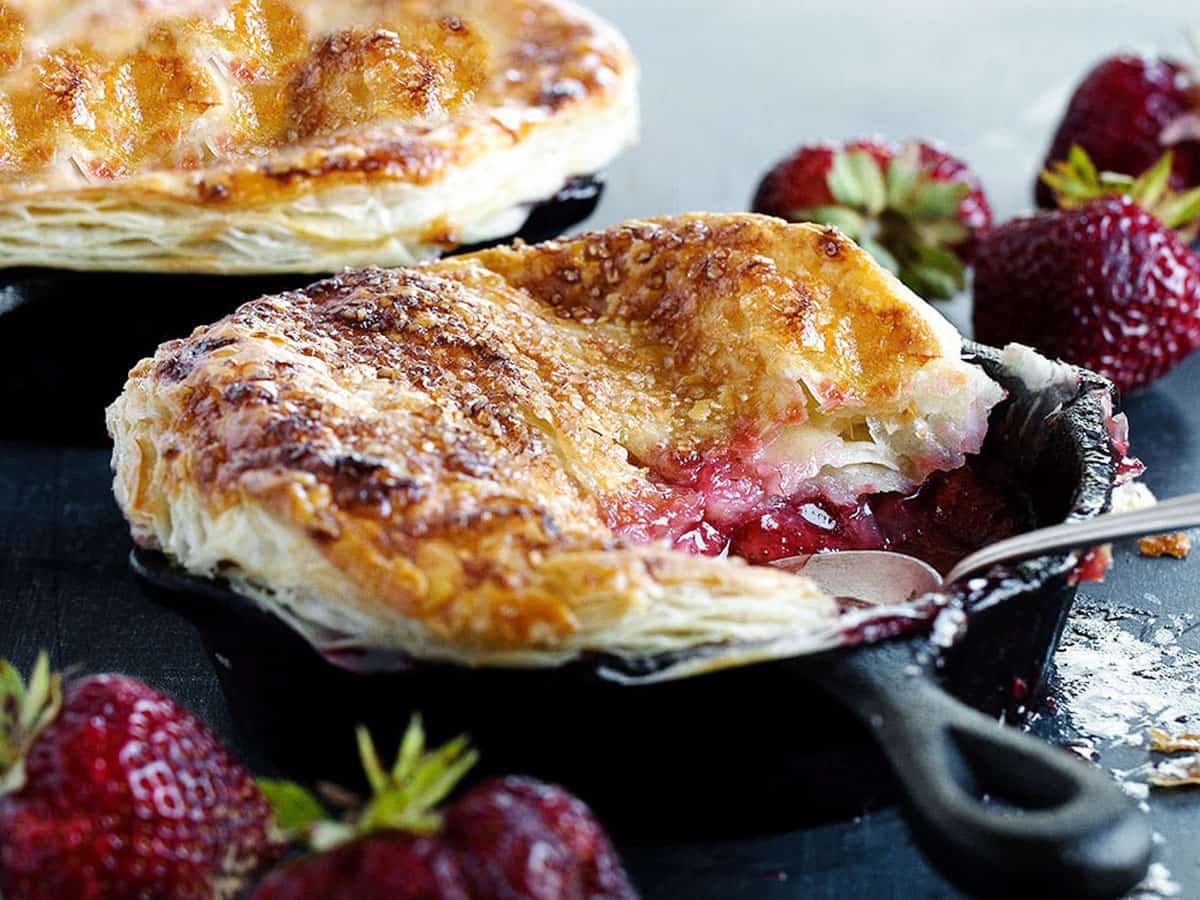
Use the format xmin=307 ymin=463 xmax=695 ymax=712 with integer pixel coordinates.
xmin=816 ymin=641 xmax=1151 ymax=900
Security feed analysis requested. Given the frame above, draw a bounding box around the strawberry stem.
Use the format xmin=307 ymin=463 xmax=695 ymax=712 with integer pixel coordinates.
xmin=793 ymin=144 xmax=972 ymax=299
xmin=1041 ymin=144 xmax=1200 ymax=237
xmin=261 ymin=716 xmax=479 ymax=851
xmin=0 ymin=651 xmax=62 ymax=796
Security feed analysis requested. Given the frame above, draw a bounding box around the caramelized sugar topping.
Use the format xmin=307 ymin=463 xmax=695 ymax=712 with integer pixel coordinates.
xmin=0 ymin=0 xmax=489 ymax=178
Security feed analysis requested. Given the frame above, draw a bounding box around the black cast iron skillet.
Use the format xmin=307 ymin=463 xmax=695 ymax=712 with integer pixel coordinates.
xmin=0 ymin=175 xmax=602 ymax=445
xmin=131 ymin=342 xmax=1151 ymax=899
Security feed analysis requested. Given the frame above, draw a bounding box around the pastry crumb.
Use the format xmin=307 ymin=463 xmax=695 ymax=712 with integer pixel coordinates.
xmin=1138 ymin=533 xmax=1192 ymax=559
xmin=1147 ymin=728 xmax=1200 ymax=787
xmin=1149 ymin=727 xmax=1200 ymax=754
xmin=1148 ymin=753 xmax=1200 ymax=788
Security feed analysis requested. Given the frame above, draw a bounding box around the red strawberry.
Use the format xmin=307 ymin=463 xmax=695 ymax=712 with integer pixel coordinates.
xmin=252 ymin=833 xmax=471 ymax=900
xmin=1036 ymin=54 xmax=1200 ymax=208
xmin=0 ymin=654 xmax=279 ymax=900
xmin=753 ymin=139 xmax=893 ymax=216
xmin=752 ymin=138 xmax=991 ymax=298
xmin=445 ymin=777 xmax=636 ymax=900
xmin=251 ymin=719 xmax=638 ymax=900
xmin=975 ymin=149 xmax=1200 ymax=392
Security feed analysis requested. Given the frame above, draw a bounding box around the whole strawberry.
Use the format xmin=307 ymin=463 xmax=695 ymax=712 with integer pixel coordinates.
xmin=252 ymin=718 xmax=638 ymax=900
xmin=1036 ymin=54 xmax=1200 ymax=208
xmin=752 ymin=138 xmax=991 ymax=298
xmin=975 ymin=149 xmax=1200 ymax=392
xmin=446 ymin=777 xmax=636 ymax=899
xmin=0 ymin=654 xmax=279 ymax=899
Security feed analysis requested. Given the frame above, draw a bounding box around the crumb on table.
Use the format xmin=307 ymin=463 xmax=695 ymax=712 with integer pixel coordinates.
xmin=1138 ymin=533 xmax=1192 ymax=559
xmin=1149 ymin=727 xmax=1200 ymax=753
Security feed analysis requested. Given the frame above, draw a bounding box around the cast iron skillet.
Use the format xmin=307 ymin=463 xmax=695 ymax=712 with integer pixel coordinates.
xmin=131 ymin=342 xmax=1151 ymax=900
xmin=0 ymin=175 xmax=602 ymax=444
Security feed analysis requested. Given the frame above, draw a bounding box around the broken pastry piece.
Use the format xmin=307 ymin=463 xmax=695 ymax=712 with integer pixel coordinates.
xmin=0 ymin=0 xmax=637 ymax=272
xmin=108 ymin=213 xmax=1004 ymax=672
xmin=1138 ymin=533 xmax=1192 ymax=559
xmin=1146 ymin=729 xmax=1200 ymax=789
xmin=1148 ymin=728 xmax=1200 ymax=754
xmin=1147 ymin=756 xmax=1200 ymax=789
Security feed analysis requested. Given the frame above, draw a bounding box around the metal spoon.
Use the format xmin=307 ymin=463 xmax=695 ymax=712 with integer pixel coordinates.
xmin=771 ymin=490 xmax=1200 ymax=604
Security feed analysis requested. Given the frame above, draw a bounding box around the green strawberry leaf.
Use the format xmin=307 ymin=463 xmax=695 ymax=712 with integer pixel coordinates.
xmin=1043 ymin=147 xmax=1200 ymax=233
xmin=857 ymin=235 xmax=900 ymax=275
xmin=1097 ymin=171 xmax=1136 ymax=193
xmin=826 ymin=150 xmax=866 ymax=208
xmin=357 ymin=726 xmax=389 ymax=795
xmin=791 ymin=205 xmax=867 ymax=239
xmin=408 ymin=736 xmax=478 ymax=810
xmin=354 ymin=717 xmax=478 ymax=839
xmin=847 ymin=150 xmax=887 ymax=215
xmin=0 ymin=652 xmax=62 ymax=797
xmin=912 ymin=219 xmax=971 ymax=247
xmin=886 ymin=145 xmax=922 ymax=211
xmin=828 ymin=150 xmax=887 ymax=215
xmin=910 ymin=181 xmax=970 ymax=221
xmin=0 ymin=660 xmax=26 ymax=765
xmin=258 ymin=779 xmax=327 ymax=834
xmin=1157 ymin=185 xmax=1200 ymax=231
xmin=1040 ymin=169 xmax=1098 ymax=202
xmin=1129 ymin=152 xmax=1173 ymax=210
xmin=902 ymin=265 xmax=957 ymax=301
xmin=393 ymin=713 xmax=425 ymax=782
xmin=1067 ymin=144 xmax=1099 ymax=189
xmin=902 ymin=243 xmax=966 ymax=300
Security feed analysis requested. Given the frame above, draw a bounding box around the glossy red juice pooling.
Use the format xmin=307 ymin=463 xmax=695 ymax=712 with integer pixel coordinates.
xmin=607 ymin=440 xmax=1029 ymax=576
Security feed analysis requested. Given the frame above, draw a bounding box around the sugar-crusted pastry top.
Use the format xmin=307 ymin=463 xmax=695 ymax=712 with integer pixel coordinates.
xmin=107 ymin=214 xmax=1003 ymax=672
xmin=0 ymin=0 xmax=623 ymax=197
xmin=0 ymin=0 xmax=637 ymax=271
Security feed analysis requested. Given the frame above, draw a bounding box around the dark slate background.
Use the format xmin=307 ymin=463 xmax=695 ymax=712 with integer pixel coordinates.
xmin=3 ymin=1 xmax=1200 ymax=897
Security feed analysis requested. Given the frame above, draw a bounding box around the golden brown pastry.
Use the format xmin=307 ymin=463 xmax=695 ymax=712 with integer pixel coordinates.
xmin=0 ymin=0 xmax=637 ymax=272
xmin=107 ymin=214 xmax=1004 ymax=675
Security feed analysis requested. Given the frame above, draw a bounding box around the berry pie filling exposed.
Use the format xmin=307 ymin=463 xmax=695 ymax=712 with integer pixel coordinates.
xmin=607 ymin=430 xmax=1028 ymax=577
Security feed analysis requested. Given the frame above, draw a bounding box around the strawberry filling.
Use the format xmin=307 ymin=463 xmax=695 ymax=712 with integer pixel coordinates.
xmin=608 ymin=443 xmax=1027 ymax=576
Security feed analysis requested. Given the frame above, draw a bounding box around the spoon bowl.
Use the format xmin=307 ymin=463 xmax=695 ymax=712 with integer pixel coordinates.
xmin=773 ymin=490 xmax=1200 ymax=604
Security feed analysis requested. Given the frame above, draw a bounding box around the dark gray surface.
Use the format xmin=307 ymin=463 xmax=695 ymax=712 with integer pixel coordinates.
xmin=3 ymin=1 xmax=1200 ymax=898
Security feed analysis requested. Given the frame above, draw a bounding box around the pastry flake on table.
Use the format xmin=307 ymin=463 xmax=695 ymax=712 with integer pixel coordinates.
xmin=1138 ymin=532 xmax=1192 ymax=559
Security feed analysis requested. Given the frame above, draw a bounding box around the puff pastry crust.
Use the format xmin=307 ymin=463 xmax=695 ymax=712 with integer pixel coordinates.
xmin=0 ymin=0 xmax=637 ymax=272
xmin=108 ymin=214 xmax=1003 ymax=673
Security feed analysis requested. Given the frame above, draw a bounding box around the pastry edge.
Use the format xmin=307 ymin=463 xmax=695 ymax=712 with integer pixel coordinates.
xmin=108 ymin=380 xmax=840 ymax=675
xmin=0 ymin=80 xmax=638 ymax=274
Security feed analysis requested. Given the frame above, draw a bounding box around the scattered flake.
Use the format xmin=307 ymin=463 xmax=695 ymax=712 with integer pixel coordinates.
xmin=1147 ymin=754 xmax=1200 ymax=788
xmin=1053 ymin=601 xmax=1200 ymax=745
xmin=1062 ymin=738 xmax=1099 ymax=762
xmin=1131 ymin=862 xmax=1182 ymax=899
xmin=929 ymin=606 xmax=966 ymax=648
xmin=1120 ymin=780 xmax=1150 ymax=800
xmin=1148 ymin=728 xmax=1200 ymax=754
xmin=1112 ymin=480 xmax=1156 ymax=512
xmin=1138 ymin=533 xmax=1192 ymax=560
xmin=1151 ymin=628 xmax=1177 ymax=646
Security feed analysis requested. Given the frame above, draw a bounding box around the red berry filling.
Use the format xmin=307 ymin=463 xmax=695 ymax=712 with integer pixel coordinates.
xmin=608 ymin=445 xmax=1026 ymax=575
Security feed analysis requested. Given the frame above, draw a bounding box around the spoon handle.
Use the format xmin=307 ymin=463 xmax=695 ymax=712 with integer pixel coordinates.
xmin=945 ymin=491 xmax=1200 ymax=585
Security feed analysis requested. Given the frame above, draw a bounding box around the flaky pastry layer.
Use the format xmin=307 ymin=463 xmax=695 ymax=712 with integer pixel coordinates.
xmin=0 ymin=0 xmax=637 ymax=271
xmin=108 ymin=214 xmax=1003 ymax=672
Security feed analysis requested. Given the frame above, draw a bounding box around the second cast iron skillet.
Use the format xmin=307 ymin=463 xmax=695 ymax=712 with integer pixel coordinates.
xmin=0 ymin=176 xmax=603 ymax=444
